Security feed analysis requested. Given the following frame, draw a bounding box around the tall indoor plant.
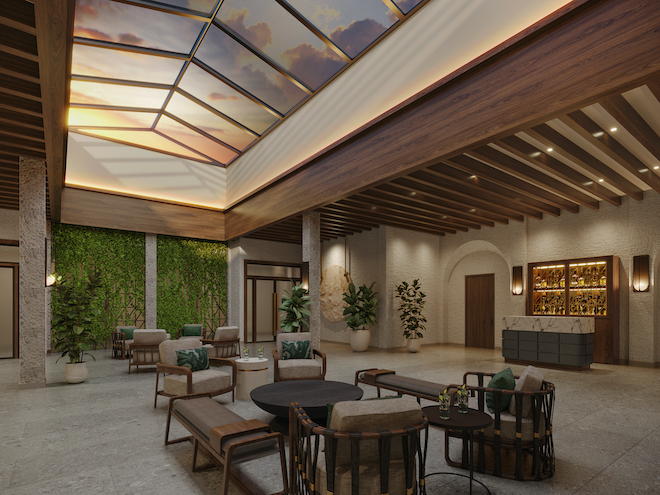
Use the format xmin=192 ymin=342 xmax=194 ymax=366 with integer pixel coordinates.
xmin=278 ymin=282 xmax=312 ymax=333
xmin=342 ymin=282 xmax=378 ymax=352
xmin=51 ymin=271 xmax=104 ymax=383
xmin=395 ymin=279 xmax=426 ymax=353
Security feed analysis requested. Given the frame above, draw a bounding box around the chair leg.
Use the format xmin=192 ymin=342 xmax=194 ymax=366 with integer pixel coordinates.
xmin=154 ymin=372 xmax=160 ymax=408
xmin=221 ymin=450 xmax=232 ymax=495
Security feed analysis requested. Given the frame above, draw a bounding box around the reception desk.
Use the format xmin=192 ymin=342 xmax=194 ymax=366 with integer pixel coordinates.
xmin=502 ymin=316 xmax=594 ymax=369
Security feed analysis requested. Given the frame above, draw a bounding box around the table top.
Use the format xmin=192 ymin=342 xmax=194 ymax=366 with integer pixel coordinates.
xmin=251 ymin=380 xmax=363 ymax=418
xmin=422 ymin=405 xmax=492 ymax=430
xmin=235 ymin=357 xmax=268 ymax=370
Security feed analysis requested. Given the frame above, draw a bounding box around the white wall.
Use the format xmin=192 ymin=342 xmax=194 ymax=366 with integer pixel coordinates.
xmin=227 ymin=238 xmax=301 ymax=342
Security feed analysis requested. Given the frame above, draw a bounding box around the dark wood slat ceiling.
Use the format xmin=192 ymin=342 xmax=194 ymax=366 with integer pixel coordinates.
xmin=0 ymin=0 xmax=49 ymax=216
xmin=245 ymin=79 xmax=660 ymax=244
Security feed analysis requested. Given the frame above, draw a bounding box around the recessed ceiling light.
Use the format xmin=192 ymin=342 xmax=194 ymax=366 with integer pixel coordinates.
xmin=598 ymin=179 xmax=604 ymax=182
xmin=610 ymin=127 xmax=617 ymax=132
xmin=546 ymin=148 xmax=553 ymax=152
xmin=593 ymin=131 xmax=604 ymax=138
xmin=409 ymin=191 xmax=416 ymax=196
xmin=640 ymin=169 xmax=648 ymax=173
xmin=530 ymin=152 xmax=541 ymax=158
xmin=469 ymin=175 xmax=476 ymax=179
xmin=442 ymin=216 xmax=447 ymax=219
xmin=584 ymin=181 xmax=593 ymax=186
xmin=370 ymin=206 xmax=377 ymax=211
xmin=470 ymin=208 xmax=476 ymax=213
xmin=654 ymin=166 xmax=659 ymax=170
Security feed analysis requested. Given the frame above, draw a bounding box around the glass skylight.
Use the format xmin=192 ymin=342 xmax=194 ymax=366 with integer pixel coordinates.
xmin=68 ymin=0 xmax=427 ymax=171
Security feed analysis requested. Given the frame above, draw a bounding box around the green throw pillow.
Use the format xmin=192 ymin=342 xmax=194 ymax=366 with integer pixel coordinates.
xmin=486 ymin=368 xmax=515 ymax=413
xmin=119 ymin=327 xmax=136 ymax=340
xmin=176 ymin=347 xmax=209 ymax=372
xmin=281 ymin=340 xmax=311 ymax=360
xmin=183 ymin=324 xmax=203 ymax=337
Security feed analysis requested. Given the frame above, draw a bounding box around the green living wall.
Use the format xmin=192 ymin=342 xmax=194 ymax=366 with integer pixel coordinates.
xmin=157 ymin=236 xmax=227 ymax=337
xmin=51 ymin=223 xmax=145 ymax=344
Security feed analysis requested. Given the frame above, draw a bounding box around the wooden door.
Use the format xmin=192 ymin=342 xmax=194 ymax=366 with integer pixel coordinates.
xmin=465 ymin=274 xmax=495 ymax=349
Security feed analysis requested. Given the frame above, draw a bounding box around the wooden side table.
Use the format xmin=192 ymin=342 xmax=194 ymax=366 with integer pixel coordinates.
xmin=235 ymin=357 xmax=268 ymax=401
xmin=422 ymin=406 xmax=493 ymax=495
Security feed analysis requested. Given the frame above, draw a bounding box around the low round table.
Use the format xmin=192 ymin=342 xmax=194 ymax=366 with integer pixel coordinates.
xmin=251 ymin=380 xmax=363 ymax=425
xmin=422 ymin=406 xmax=493 ymax=495
xmin=235 ymin=357 xmax=268 ymax=401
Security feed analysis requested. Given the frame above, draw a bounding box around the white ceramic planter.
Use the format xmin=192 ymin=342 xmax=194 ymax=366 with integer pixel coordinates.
xmin=349 ymin=329 xmax=371 ymax=352
xmin=406 ymin=338 xmax=421 ymax=353
xmin=64 ymin=362 xmax=88 ymax=383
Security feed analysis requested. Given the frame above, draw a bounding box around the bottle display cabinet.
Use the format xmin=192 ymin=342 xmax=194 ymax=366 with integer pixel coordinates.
xmin=527 ymin=256 xmax=619 ymax=364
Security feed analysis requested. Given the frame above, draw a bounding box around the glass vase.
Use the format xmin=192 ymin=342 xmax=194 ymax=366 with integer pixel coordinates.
xmin=243 ymin=346 xmax=249 ymax=360
xmin=258 ymin=346 xmax=264 ymax=359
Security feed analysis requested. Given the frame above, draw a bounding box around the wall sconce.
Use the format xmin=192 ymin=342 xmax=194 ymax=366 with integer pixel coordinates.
xmin=512 ymin=266 xmax=523 ymax=295
xmin=45 ymin=237 xmax=56 ymax=287
xmin=301 ymin=262 xmax=309 ymax=291
xmin=632 ymin=255 xmax=650 ymax=292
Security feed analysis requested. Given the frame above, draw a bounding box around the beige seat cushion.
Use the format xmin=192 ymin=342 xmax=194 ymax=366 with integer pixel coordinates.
xmin=159 ymin=339 xmax=202 ymax=366
xmin=277 ymin=359 xmax=322 ymax=380
xmin=164 ymin=368 xmax=231 ymax=396
xmin=468 ymin=397 xmax=545 ymax=443
xmin=207 ymin=326 xmax=240 ymax=358
xmin=315 ymin=456 xmax=408 ymax=495
xmin=508 ymin=365 xmax=544 ymax=417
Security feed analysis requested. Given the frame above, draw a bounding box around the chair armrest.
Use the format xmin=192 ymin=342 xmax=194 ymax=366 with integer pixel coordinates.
xmin=272 ymin=349 xmax=280 ymax=381
xmin=210 ymin=419 xmax=271 ymax=444
xmin=157 ymin=363 xmax=193 ymax=394
xmin=312 ymin=348 xmax=327 ymax=379
xmin=209 ymin=357 xmax=238 ymax=390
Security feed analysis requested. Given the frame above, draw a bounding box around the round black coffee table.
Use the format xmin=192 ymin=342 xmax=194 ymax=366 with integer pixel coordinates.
xmin=251 ymin=380 xmax=363 ymax=423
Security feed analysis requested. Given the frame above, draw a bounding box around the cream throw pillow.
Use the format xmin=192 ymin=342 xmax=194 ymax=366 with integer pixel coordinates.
xmin=508 ymin=365 xmax=544 ymax=417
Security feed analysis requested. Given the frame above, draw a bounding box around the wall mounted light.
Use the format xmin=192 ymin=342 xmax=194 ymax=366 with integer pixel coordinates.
xmin=45 ymin=237 xmax=56 ymax=287
xmin=632 ymin=255 xmax=650 ymax=292
xmin=301 ymin=262 xmax=309 ymax=291
xmin=512 ymin=265 xmax=523 ymax=295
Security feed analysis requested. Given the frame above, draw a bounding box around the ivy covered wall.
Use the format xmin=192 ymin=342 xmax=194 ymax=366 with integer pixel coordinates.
xmin=52 ymin=224 xmax=228 ymax=344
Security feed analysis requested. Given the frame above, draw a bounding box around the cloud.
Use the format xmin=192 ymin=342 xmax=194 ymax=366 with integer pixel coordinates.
xmin=394 ymin=0 xmax=422 ymax=15
xmin=69 ymin=90 xmax=108 ymax=106
xmin=75 ymin=2 xmax=99 ymax=18
xmin=117 ymin=33 xmax=145 ymax=46
xmin=312 ymin=5 xmax=340 ymax=31
xmin=282 ymin=44 xmax=345 ymax=90
xmin=74 ymin=27 xmax=114 ymax=42
xmin=208 ymin=92 xmax=240 ymax=102
xmin=223 ymin=8 xmax=272 ymax=51
xmin=330 ymin=19 xmax=387 ymax=58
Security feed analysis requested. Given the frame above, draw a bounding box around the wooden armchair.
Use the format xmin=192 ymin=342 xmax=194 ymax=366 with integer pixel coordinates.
xmin=112 ymin=325 xmax=137 ymax=359
xmin=154 ymin=338 xmax=237 ymax=407
xmin=444 ymin=369 xmax=555 ymax=481
xmin=202 ymin=326 xmax=240 ymax=358
xmin=272 ymin=332 xmax=326 ymax=382
xmin=289 ymin=396 xmax=428 ymax=495
xmin=128 ymin=329 xmax=168 ymax=374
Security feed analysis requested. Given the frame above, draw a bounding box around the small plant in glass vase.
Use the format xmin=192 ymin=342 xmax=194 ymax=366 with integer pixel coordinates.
xmin=395 ymin=279 xmax=426 ymax=353
xmin=457 ymin=384 xmax=469 ymax=414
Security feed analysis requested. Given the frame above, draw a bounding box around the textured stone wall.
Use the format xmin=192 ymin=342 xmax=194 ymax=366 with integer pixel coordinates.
xmin=302 ymin=212 xmax=321 ymax=349
xmin=19 ymin=157 xmax=46 ymax=388
xmin=227 ymin=238 xmax=302 ymax=342
xmin=145 ymin=234 xmax=157 ymax=328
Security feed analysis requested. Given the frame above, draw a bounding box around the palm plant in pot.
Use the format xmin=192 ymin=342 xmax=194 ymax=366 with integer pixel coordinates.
xmin=342 ymin=282 xmax=378 ymax=352
xmin=278 ymin=282 xmax=312 ymax=333
xmin=395 ymin=279 xmax=426 ymax=353
xmin=51 ymin=271 xmax=103 ymax=383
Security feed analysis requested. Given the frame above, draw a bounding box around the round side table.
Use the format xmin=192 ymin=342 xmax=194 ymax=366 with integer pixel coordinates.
xmin=235 ymin=357 xmax=268 ymax=401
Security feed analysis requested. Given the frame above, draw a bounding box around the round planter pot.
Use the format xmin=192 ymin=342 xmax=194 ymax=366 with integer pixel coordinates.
xmin=349 ymin=329 xmax=371 ymax=352
xmin=64 ymin=362 xmax=88 ymax=384
xmin=406 ymin=338 xmax=421 ymax=353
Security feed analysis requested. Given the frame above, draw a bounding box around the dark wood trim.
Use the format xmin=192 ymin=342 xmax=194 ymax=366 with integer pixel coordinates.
xmin=0 ymin=239 xmax=18 ymax=246
xmin=33 ymin=0 xmax=75 ymax=222
xmin=224 ymin=0 xmax=660 ymax=239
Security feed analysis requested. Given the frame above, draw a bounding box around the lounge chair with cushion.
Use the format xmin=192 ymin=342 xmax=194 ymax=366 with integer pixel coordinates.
xmin=112 ymin=325 xmax=137 ymax=359
xmin=128 ymin=329 xmax=168 ymax=373
xmin=202 ymin=326 xmax=240 ymax=358
xmin=272 ymin=331 xmax=326 ymax=382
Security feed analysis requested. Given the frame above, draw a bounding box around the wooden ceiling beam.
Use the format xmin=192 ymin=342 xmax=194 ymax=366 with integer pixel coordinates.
xmin=411 ymin=168 xmax=559 ymax=217
xmin=559 ymin=111 xmax=648 ymax=198
xmin=442 ymin=155 xmax=579 ymax=213
xmin=0 ymin=108 xmax=43 ymax=129
xmin=34 ymin=0 xmax=74 ymax=222
xmin=0 ymin=145 xmax=46 ymax=160
xmin=0 ymin=1 xmax=37 ymax=29
xmin=0 ymin=91 xmax=42 ymax=115
xmin=0 ymin=135 xmax=45 ymax=152
xmin=0 ymin=13 xmax=37 ymax=36
xmin=358 ymin=188 xmax=493 ymax=227
xmin=647 ymin=80 xmax=660 ymax=104
xmin=0 ymin=72 xmax=41 ymax=100
xmin=470 ymin=145 xmax=600 ymax=209
xmin=600 ymin=94 xmax=660 ymax=162
xmin=319 ymin=213 xmax=378 ymax=231
xmin=0 ymin=122 xmax=44 ymax=141
xmin=0 ymin=51 xmax=39 ymax=80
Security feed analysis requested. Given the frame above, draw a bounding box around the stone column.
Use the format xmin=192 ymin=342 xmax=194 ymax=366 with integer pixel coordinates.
xmin=302 ymin=212 xmax=321 ymax=349
xmin=145 ymin=233 xmax=157 ymax=329
xmin=19 ymin=157 xmax=46 ymax=389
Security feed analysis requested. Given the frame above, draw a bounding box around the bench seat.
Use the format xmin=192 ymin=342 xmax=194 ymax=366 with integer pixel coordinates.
xmin=355 ymin=368 xmax=447 ymax=401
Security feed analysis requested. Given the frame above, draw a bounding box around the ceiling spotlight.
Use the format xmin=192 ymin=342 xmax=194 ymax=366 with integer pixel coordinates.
xmin=530 ymin=151 xmax=541 ymax=158
xmin=598 ymin=179 xmax=604 ymax=182
xmin=640 ymin=169 xmax=648 ymax=173
xmin=610 ymin=127 xmax=617 ymax=132
xmin=546 ymin=148 xmax=553 ymax=152
xmin=370 ymin=206 xmax=377 ymax=211
xmin=409 ymin=191 xmax=416 ymax=196
xmin=442 ymin=216 xmax=447 ymax=219
xmin=469 ymin=208 xmax=476 ymax=213
xmin=584 ymin=181 xmax=593 ymax=186
xmin=593 ymin=131 xmax=604 ymax=138
xmin=654 ymin=166 xmax=659 ymax=170
xmin=469 ymin=175 xmax=477 ymax=179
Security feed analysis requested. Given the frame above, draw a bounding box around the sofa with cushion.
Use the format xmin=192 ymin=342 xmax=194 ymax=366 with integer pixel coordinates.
xmin=444 ymin=366 xmax=555 ymax=481
xmin=290 ymin=396 xmax=428 ymax=495
xmin=272 ymin=332 xmax=326 ymax=381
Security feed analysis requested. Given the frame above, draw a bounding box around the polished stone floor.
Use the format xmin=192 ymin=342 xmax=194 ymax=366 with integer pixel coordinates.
xmin=0 ymin=342 xmax=659 ymax=494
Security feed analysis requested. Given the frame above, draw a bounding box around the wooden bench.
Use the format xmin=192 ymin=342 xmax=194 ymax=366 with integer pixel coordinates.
xmin=165 ymin=394 xmax=288 ymax=495
xmin=355 ymin=368 xmax=449 ymax=402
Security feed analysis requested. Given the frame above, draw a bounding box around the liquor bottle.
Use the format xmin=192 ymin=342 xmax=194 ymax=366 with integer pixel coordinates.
xmin=578 ymin=272 xmax=585 ymax=287
xmin=599 ymin=269 xmax=607 ymax=288
xmin=535 ymin=272 xmax=541 ymax=289
xmin=571 ymin=269 xmax=578 ymax=286
xmin=559 ymin=274 xmax=565 ymax=289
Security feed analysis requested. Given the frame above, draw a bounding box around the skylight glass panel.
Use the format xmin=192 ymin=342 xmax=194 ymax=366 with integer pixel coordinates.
xmin=68 ymin=108 xmax=157 ymax=128
xmin=72 ymin=44 xmax=185 ymax=85
xmin=76 ymin=129 xmax=212 ymax=162
xmin=178 ymin=64 xmax=278 ymax=134
xmin=70 ymin=80 xmax=170 ymax=109
xmin=165 ymin=92 xmax=256 ymax=151
xmin=216 ymin=0 xmax=346 ymax=90
xmin=156 ymin=116 xmax=237 ymax=164
xmin=146 ymin=0 xmax=219 ymax=15
xmin=74 ymin=0 xmax=205 ymax=54
xmin=391 ymin=0 xmax=423 ymax=15
xmin=285 ymin=0 xmax=396 ymax=58
xmin=195 ymin=24 xmax=307 ymax=115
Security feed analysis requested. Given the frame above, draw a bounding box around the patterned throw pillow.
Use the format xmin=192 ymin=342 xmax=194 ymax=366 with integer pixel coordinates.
xmin=176 ymin=347 xmax=209 ymax=371
xmin=183 ymin=324 xmax=203 ymax=337
xmin=281 ymin=340 xmax=311 ymax=360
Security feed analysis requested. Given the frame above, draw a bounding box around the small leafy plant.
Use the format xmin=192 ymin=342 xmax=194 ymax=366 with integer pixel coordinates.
xmin=395 ymin=279 xmax=426 ymax=339
xmin=278 ymin=282 xmax=312 ymax=332
xmin=51 ymin=272 xmax=104 ymax=363
xmin=342 ymin=282 xmax=378 ymax=331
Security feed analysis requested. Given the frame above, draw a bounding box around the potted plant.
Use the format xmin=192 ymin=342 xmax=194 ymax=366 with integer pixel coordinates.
xmin=278 ymin=282 xmax=312 ymax=333
xmin=395 ymin=279 xmax=426 ymax=353
xmin=51 ymin=272 xmax=103 ymax=383
xmin=342 ymin=282 xmax=378 ymax=352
